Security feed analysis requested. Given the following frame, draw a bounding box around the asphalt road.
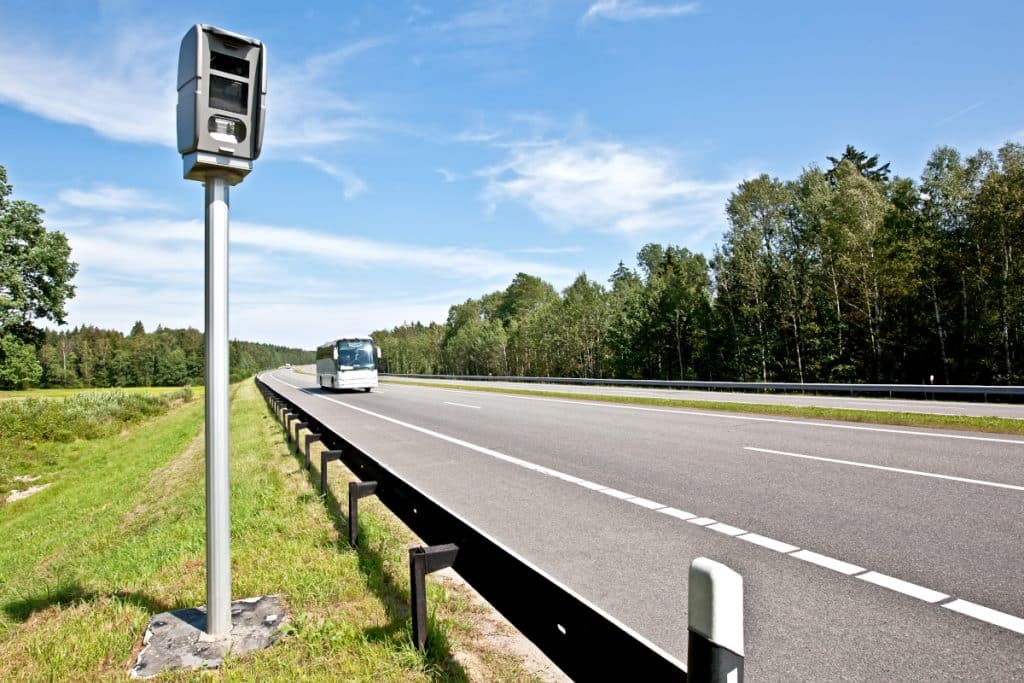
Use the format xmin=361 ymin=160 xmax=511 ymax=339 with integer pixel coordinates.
xmin=262 ymin=368 xmax=1024 ymax=681
xmin=384 ymin=375 xmax=1024 ymax=420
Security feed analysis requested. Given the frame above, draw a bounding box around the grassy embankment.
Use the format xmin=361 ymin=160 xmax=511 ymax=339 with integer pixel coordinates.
xmin=383 ymin=379 xmax=1024 ymax=436
xmin=0 ymin=380 xmax=535 ymax=680
xmin=0 ymin=385 xmax=198 ymax=400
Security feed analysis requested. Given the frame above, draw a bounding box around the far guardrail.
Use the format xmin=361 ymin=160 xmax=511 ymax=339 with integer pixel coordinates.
xmin=382 ymin=373 xmax=1024 ymax=402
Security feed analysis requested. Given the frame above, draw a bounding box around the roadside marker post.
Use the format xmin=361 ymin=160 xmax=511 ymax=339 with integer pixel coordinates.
xmin=688 ymin=557 xmax=745 ymax=682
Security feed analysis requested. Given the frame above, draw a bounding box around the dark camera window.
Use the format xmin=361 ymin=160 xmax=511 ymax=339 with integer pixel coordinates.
xmin=210 ymin=51 xmax=249 ymax=78
xmin=209 ymin=76 xmax=248 ymax=115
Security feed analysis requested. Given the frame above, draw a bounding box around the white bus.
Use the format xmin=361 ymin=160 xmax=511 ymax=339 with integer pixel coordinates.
xmin=315 ymin=337 xmax=381 ymax=392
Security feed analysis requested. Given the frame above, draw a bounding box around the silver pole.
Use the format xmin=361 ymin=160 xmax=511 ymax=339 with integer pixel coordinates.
xmin=204 ymin=175 xmax=232 ymax=636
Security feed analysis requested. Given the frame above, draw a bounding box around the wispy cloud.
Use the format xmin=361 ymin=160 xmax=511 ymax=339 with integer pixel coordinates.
xmin=59 ymin=184 xmax=174 ymax=212
xmin=582 ymin=0 xmax=700 ymax=23
xmin=0 ymin=27 xmax=176 ymax=145
xmin=934 ymin=101 xmax=984 ymax=127
xmin=0 ymin=24 xmax=385 ymax=151
xmin=511 ymin=245 xmax=585 ymax=254
xmin=434 ymin=167 xmax=458 ymax=182
xmin=300 ymin=156 xmax=369 ymax=199
xmin=480 ymin=140 xmax=735 ymax=235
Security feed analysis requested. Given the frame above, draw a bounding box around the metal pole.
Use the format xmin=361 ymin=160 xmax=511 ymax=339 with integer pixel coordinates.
xmin=205 ymin=175 xmax=231 ymax=636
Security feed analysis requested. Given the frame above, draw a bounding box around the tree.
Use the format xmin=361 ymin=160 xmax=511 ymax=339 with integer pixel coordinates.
xmin=826 ymin=145 xmax=891 ymax=185
xmin=0 ymin=334 xmax=42 ymax=388
xmin=0 ymin=165 xmax=78 ymax=345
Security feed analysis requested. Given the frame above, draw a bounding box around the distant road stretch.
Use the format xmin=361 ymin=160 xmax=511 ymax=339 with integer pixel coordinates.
xmin=264 ymin=368 xmax=1024 ymax=680
xmin=383 ymin=375 xmax=1024 ymax=420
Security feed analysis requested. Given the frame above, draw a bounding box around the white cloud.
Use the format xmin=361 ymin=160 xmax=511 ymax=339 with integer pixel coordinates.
xmin=59 ymin=184 xmax=174 ymax=212
xmin=480 ymin=140 xmax=735 ymax=235
xmin=0 ymin=28 xmax=176 ymax=145
xmin=511 ymin=245 xmax=585 ymax=254
xmin=58 ymin=214 xmax=580 ymax=346
xmin=77 ymin=217 xmax=577 ymax=283
xmin=0 ymin=24 xmax=384 ymax=151
xmin=300 ymin=156 xmax=369 ymax=199
xmin=583 ymin=0 xmax=700 ymax=23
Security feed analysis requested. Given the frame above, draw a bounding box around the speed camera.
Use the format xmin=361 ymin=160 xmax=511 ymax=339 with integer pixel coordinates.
xmin=177 ymin=24 xmax=266 ymax=183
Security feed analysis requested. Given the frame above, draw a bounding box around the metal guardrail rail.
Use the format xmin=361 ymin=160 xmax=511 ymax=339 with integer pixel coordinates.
xmin=382 ymin=373 xmax=1024 ymax=401
xmin=256 ymin=375 xmax=688 ymax=680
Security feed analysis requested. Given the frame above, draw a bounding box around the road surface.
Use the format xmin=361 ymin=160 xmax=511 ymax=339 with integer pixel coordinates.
xmin=262 ymin=368 xmax=1024 ymax=681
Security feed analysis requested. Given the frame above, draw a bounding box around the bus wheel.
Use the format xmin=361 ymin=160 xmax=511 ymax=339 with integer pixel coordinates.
xmin=364 ymin=387 xmax=372 ymax=393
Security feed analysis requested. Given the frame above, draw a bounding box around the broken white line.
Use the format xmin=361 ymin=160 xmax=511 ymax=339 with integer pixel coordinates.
xmin=745 ymin=447 xmax=1024 ymax=492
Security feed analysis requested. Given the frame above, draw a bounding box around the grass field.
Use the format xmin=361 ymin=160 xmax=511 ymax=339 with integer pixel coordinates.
xmin=383 ymin=379 xmax=1024 ymax=436
xmin=0 ymin=380 xmax=536 ymax=681
xmin=0 ymin=385 xmax=202 ymax=400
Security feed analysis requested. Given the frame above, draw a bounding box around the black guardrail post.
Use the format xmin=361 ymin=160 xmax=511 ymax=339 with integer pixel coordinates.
xmin=319 ymin=450 xmax=343 ymax=494
xmin=304 ymin=433 xmax=322 ymax=470
xmin=292 ymin=421 xmax=309 ymax=449
xmin=409 ymin=544 xmax=459 ymax=650
xmin=285 ymin=414 xmax=299 ymax=441
xmin=257 ymin=379 xmax=688 ymax=679
xmin=688 ymin=557 xmax=744 ymax=682
xmin=347 ymin=481 xmax=378 ymax=547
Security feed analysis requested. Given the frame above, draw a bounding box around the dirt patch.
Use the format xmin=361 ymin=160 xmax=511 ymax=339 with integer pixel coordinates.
xmin=5 ymin=483 xmax=52 ymax=504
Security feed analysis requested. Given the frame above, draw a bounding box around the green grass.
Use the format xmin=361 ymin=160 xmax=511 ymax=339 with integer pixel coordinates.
xmin=0 ymin=385 xmax=202 ymax=401
xmin=0 ymin=380 xmax=536 ymax=681
xmin=383 ymin=379 xmax=1024 ymax=436
xmin=0 ymin=387 xmax=196 ymax=497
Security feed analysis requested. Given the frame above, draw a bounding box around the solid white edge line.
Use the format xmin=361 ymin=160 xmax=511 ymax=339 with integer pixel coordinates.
xmin=626 ymin=496 xmax=666 ymax=510
xmin=942 ymin=600 xmax=1024 ymax=636
xmin=262 ymin=371 xmax=1024 ymax=639
xmin=738 ymin=533 xmax=799 ymax=554
xmin=791 ymin=550 xmax=865 ymax=576
xmin=599 ymin=487 xmax=635 ymax=500
xmin=745 ymin=447 xmax=1024 ymax=492
xmin=657 ymin=507 xmax=696 ymax=520
xmin=258 ymin=373 xmax=690 ymax=668
xmin=687 ymin=517 xmax=716 ymax=526
xmin=856 ymin=571 xmax=949 ymax=603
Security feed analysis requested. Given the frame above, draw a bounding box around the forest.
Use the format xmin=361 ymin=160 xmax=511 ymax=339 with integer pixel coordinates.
xmin=373 ymin=143 xmax=1023 ymax=385
xmin=33 ymin=323 xmax=313 ymax=387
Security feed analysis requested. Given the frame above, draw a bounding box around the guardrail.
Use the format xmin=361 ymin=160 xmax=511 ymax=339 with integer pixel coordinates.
xmin=382 ymin=373 xmax=1024 ymax=402
xmin=256 ymin=375 xmax=696 ymax=680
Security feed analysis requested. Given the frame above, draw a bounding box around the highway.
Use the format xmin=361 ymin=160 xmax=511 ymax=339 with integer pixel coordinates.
xmin=262 ymin=368 xmax=1024 ymax=681
xmin=384 ymin=376 xmax=1024 ymax=420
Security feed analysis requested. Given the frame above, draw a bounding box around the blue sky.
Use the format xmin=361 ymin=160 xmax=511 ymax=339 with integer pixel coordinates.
xmin=1 ymin=1 xmax=1021 ymax=348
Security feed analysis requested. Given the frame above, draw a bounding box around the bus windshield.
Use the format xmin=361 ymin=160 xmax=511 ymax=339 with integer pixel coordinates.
xmin=337 ymin=340 xmax=376 ymax=370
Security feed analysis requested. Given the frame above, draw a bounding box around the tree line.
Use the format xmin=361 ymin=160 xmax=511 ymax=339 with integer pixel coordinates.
xmin=34 ymin=323 xmax=314 ymax=388
xmin=374 ymin=143 xmax=1023 ymax=385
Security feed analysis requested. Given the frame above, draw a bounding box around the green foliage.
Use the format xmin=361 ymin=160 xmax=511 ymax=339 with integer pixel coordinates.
xmin=0 ymin=335 xmax=42 ymax=388
xmin=0 ymin=386 xmax=192 ymax=443
xmin=377 ymin=140 xmax=1024 ymax=385
xmin=0 ymin=165 xmax=78 ymax=346
xmin=33 ymin=325 xmax=314 ymax=388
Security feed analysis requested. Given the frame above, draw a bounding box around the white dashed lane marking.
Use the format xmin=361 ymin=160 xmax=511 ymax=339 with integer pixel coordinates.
xmin=263 ymin=372 xmax=1024 ymax=639
xmin=443 ymin=401 xmax=481 ymax=409
xmin=745 ymin=446 xmax=1024 ymax=492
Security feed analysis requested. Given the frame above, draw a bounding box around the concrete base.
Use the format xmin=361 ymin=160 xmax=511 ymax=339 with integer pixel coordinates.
xmin=130 ymin=595 xmax=287 ymax=679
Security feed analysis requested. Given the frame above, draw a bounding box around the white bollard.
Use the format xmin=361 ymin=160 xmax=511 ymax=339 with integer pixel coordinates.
xmin=688 ymin=557 xmax=744 ymax=682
